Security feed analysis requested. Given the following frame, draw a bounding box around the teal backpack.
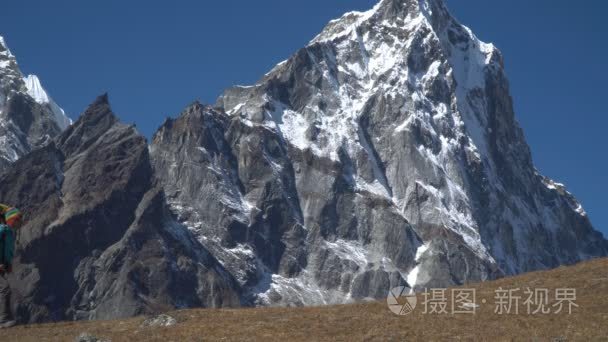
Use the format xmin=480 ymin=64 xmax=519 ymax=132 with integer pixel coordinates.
xmin=0 ymin=225 xmax=14 ymax=268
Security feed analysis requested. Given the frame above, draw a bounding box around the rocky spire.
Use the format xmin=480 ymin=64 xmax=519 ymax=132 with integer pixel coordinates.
xmin=210 ymin=0 xmax=608 ymax=304
xmin=0 ymin=34 xmax=70 ymax=171
xmin=55 ymin=93 xmax=119 ymax=156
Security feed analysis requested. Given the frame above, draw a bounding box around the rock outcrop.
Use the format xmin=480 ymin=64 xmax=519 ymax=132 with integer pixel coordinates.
xmin=0 ymin=36 xmax=70 ymax=172
xmin=0 ymin=95 xmax=240 ymax=323
xmin=166 ymin=0 xmax=606 ymax=303
xmin=0 ymin=0 xmax=606 ymax=320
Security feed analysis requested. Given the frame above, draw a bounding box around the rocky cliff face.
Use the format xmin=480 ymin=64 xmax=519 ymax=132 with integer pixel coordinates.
xmin=158 ymin=0 xmax=606 ymax=304
xmin=0 ymin=95 xmax=241 ymax=323
xmin=0 ymin=0 xmax=606 ymax=321
xmin=0 ymin=36 xmax=71 ymax=172
xmin=151 ymin=102 xmax=420 ymax=304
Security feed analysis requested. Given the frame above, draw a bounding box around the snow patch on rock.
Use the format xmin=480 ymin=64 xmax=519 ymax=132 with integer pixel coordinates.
xmin=24 ymin=74 xmax=72 ymax=129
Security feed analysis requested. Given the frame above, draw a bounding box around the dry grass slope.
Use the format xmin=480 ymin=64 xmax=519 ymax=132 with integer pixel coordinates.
xmin=4 ymin=258 xmax=608 ymax=341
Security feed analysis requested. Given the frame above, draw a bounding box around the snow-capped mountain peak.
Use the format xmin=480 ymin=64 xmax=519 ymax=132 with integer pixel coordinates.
xmin=0 ymin=35 xmax=15 ymax=65
xmin=0 ymin=34 xmax=70 ymax=171
xmin=212 ymin=0 xmax=608 ymax=302
xmin=24 ymin=74 xmax=72 ymax=129
xmin=24 ymin=74 xmax=51 ymax=104
xmin=0 ymin=0 xmax=605 ymax=322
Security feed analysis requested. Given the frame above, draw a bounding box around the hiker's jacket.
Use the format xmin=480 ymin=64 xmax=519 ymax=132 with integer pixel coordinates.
xmin=0 ymin=225 xmax=14 ymax=268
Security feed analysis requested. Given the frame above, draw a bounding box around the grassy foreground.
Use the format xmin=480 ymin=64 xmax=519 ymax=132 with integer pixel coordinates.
xmin=4 ymin=258 xmax=608 ymax=341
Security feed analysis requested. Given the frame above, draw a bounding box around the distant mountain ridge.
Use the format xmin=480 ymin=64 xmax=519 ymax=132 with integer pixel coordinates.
xmin=0 ymin=35 xmax=71 ymax=172
xmin=0 ymin=0 xmax=606 ymax=323
xmin=208 ymin=0 xmax=608 ymax=301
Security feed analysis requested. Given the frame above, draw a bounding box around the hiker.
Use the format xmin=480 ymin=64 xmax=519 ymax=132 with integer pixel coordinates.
xmin=0 ymin=204 xmax=23 ymax=329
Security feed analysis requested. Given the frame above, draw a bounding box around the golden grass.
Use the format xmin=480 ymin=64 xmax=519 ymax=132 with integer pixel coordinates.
xmin=4 ymin=258 xmax=608 ymax=341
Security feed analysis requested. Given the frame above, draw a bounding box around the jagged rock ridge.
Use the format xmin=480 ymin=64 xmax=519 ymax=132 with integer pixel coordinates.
xmin=162 ymin=0 xmax=607 ymax=303
xmin=0 ymin=95 xmax=241 ymax=323
xmin=0 ymin=35 xmax=71 ymax=172
xmin=0 ymin=0 xmax=606 ymax=321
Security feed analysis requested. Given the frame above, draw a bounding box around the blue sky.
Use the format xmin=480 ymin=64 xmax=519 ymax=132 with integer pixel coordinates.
xmin=1 ymin=0 xmax=605 ymax=236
